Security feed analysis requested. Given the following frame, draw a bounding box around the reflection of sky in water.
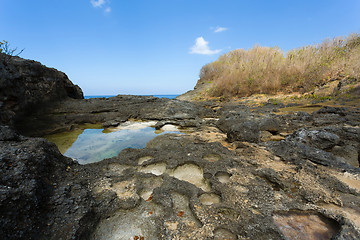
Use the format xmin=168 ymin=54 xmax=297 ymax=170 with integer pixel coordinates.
xmin=64 ymin=127 xmax=177 ymax=164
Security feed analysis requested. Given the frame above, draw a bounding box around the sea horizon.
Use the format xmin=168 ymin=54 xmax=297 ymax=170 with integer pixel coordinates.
xmin=84 ymin=94 xmax=178 ymax=99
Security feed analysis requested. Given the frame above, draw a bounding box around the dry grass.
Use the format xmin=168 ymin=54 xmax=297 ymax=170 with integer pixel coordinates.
xmin=199 ymin=33 xmax=360 ymax=98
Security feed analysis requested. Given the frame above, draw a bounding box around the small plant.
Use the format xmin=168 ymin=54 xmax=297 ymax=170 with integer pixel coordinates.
xmin=269 ymin=98 xmax=281 ymax=105
xmin=0 ymin=40 xmax=24 ymax=59
xmin=319 ymin=96 xmax=332 ymax=101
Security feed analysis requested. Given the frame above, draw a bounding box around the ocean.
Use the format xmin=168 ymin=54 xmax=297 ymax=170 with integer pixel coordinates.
xmin=84 ymin=95 xmax=178 ymax=99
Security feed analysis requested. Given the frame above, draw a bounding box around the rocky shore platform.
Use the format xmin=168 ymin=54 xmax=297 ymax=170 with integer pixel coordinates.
xmin=1 ymin=54 xmax=360 ymax=239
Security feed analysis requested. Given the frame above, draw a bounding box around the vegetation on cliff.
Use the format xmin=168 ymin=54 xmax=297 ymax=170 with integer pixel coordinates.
xmin=0 ymin=40 xmax=24 ymax=57
xmin=199 ymin=33 xmax=360 ymax=98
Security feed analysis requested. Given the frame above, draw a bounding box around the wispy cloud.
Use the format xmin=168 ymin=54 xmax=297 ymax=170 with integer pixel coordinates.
xmin=214 ymin=26 xmax=228 ymax=33
xmin=91 ymin=0 xmax=106 ymax=8
xmin=90 ymin=0 xmax=111 ymax=14
xmin=190 ymin=37 xmax=221 ymax=55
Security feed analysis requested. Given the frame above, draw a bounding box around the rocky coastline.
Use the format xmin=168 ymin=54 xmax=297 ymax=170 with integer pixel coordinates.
xmin=1 ymin=54 xmax=360 ymax=239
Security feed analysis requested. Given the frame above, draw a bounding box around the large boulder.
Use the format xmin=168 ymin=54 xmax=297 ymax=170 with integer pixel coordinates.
xmin=0 ymin=53 xmax=83 ymax=126
xmin=266 ymin=127 xmax=360 ymax=169
xmin=286 ymin=128 xmax=340 ymax=150
xmin=0 ymin=125 xmax=96 ymax=239
xmin=227 ymin=120 xmax=260 ymax=143
xmin=216 ymin=108 xmax=281 ymax=143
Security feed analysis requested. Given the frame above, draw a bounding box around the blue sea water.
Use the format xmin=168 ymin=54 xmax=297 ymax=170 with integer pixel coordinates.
xmin=84 ymin=94 xmax=178 ymax=99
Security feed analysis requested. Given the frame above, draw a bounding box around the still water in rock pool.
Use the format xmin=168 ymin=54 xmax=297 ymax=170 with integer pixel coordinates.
xmin=45 ymin=121 xmax=180 ymax=164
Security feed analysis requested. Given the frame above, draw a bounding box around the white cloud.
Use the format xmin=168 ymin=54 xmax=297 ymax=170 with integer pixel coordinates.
xmin=91 ymin=0 xmax=106 ymax=8
xmin=214 ymin=27 xmax=228 ymax=33
xmin=190 ymin=37 xmax=221 ymax=55
xmin=91 ymin=0 xmax=111 ymax=14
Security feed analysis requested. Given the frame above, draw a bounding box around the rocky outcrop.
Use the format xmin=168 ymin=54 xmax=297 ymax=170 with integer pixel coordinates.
xmin=176 ymin=77 xmax=212 ymax=101
xmin=2 ymin=123 xmax=360 ymax=239
xmin=0 ymin=53 xmax=83 ymax=126
xmin=0 ymin=55 xmax=87 ymax=239
xmin=1 ymin=55 xmax=360 ymax=239
xmin=15 ymin=95 xmax=216 ymax=136
xmin=0 ymin=125 xmax=96 ymax=239
xmin=86 ymin=133 xmax=360 ymax=239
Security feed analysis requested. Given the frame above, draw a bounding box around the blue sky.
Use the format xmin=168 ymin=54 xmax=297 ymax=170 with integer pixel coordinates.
xmin=1 ymin=0 xmax=360 ymax=95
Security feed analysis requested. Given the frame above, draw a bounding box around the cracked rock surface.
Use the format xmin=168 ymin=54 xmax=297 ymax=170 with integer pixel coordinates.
xmin=1 ymin=98 xmax=360 ymax=239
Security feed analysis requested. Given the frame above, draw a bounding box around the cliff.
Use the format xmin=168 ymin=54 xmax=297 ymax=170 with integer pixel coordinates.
xmin=0 ymin=53 xmax=83 ymax=126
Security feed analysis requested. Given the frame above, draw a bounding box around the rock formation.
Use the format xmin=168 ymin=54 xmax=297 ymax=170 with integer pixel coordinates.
xmin=0 ymin=53 xmax=83 ymax=126
xmin=1 ymin=55 xmax=359 ymax=239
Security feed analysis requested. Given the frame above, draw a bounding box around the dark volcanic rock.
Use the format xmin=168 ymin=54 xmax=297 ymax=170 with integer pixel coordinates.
xmin=259 ymin=117 xmax=280 ymax=133
xmin=227 ymin=121 xmax=260 ymax=143
xmin=15 ymin=95 xmax=213 ymax=136
xmin=0 ymin=53 xmax=83 ymax=126
xmin=1 ymin=55 xmax=360 ymax=239
xmin=0 ymin=125 xmax=20 ymax=141
xmin=266 ymin=139 xmax=345 ymax=167
xmin=0 ymin=125 xmax=96 ymax=240
xmin=265 ymin=126 xmax=360 ymax=170
xmin=88 ymin=134 xmax=360 ymax=239
xmin=216 ymin=107 xmax=281 ymax=143
xmin=286 ymin=128 xmax=340 ymax=150
xmin=311 ymin=106 xmax=360 ymax=127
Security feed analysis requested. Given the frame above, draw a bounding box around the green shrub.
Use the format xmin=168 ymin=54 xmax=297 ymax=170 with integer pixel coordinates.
xmin=0 ymin=40 xmax=24 ymax=57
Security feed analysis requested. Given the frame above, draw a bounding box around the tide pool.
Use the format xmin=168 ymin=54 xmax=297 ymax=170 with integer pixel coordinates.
xmin=45 ymin=121 xmax=180 ymax=164
xmin=84 ymin=94 xmax=178 ymax=99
